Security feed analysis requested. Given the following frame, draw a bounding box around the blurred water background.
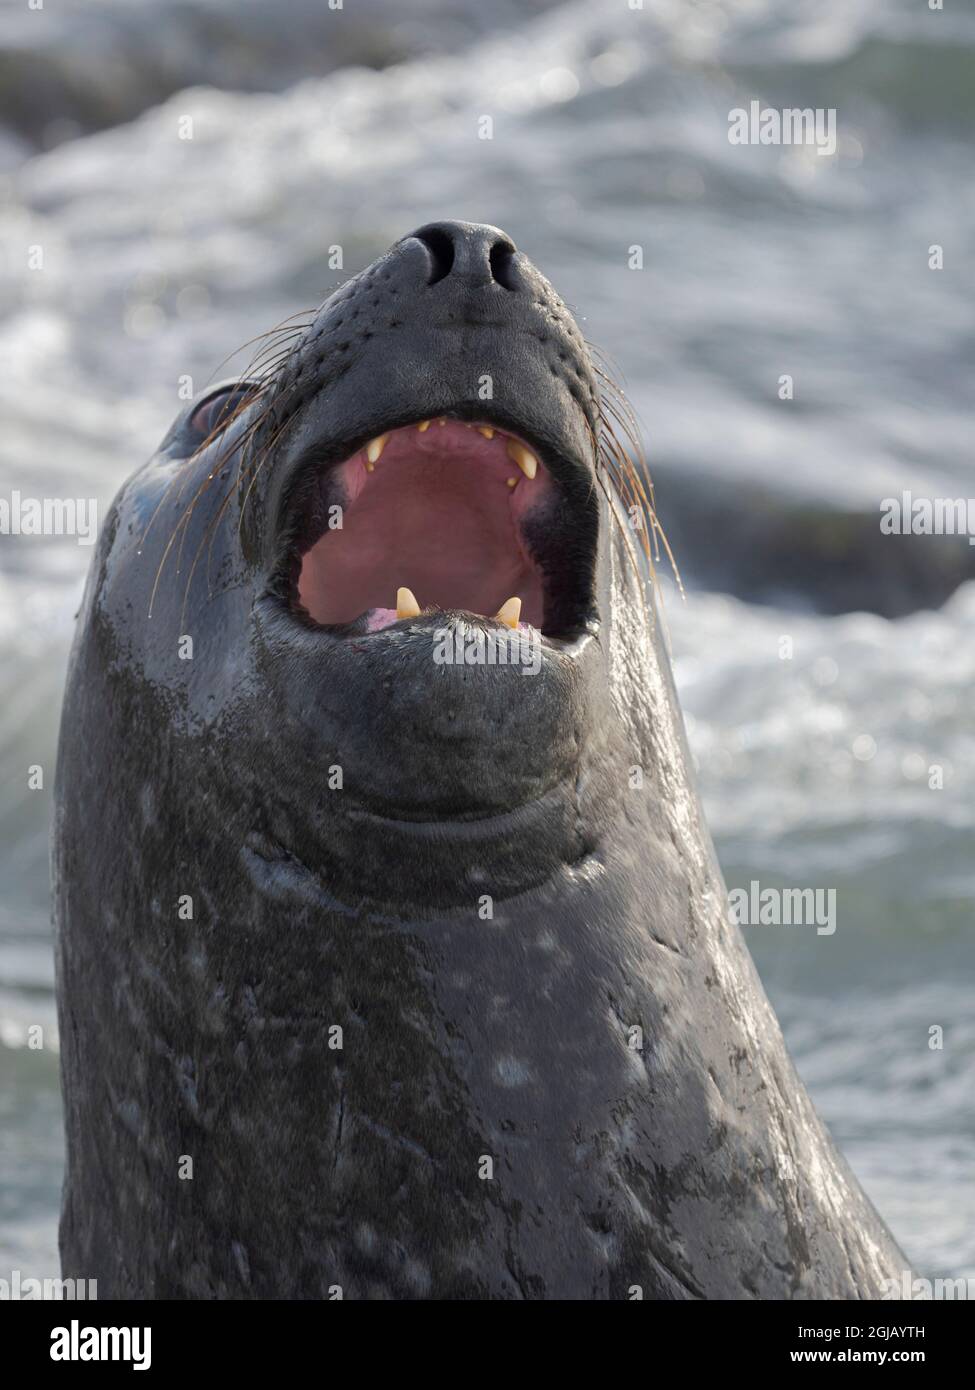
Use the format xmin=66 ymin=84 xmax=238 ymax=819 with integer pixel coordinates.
xmin=1 ymin=0 xmax=972 ymax=1286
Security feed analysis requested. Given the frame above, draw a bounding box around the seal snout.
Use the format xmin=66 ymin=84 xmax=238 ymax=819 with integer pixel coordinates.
xmin=255 ymin=220 xmax=604 ymax=656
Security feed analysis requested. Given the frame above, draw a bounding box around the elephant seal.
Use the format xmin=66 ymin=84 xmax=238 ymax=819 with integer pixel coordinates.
xmin=54 ymin=221 xmax=907 ymax=1299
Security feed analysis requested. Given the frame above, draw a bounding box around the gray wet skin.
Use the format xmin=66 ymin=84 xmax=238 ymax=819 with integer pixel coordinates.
xmin=54 ymin=221 xmax=907 ymax=1299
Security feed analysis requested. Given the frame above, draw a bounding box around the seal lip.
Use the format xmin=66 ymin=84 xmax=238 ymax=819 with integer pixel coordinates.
xmin=269 ymin=408 xmax=600 ymax=648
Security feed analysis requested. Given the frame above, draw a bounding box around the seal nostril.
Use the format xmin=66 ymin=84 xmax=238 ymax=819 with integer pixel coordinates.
xmin=489 ymin=240 xmax=518 ymax=291
xmin=416 ymin=228 xmax=455 ymax=286
xmin=410 ymin=221 xmax=520 ymax=289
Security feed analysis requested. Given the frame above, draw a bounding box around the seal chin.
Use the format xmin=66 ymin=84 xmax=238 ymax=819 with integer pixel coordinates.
xmin=275 ymin=414 xmax=597 ymax=644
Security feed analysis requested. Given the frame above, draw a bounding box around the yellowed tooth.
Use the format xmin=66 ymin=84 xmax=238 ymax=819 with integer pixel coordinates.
xmin=506 ymin=477 xmax=517 ymax=488
xmin=396 ymin=586 xmax=421 ymax=620
xmin=506 ymin=439 xmax=537 ymax=480
xmin=437 ymin=416 xmax=446 ymax=426
xmin=477 ymin=426 xmax=495 ymax=440
xmin=417 ymin=420 xmax=432 ymax=432
xmin=496 ymin=596 xmax=522 ymax=630
xmin=365 ymin=433 xmax=390 ymax=469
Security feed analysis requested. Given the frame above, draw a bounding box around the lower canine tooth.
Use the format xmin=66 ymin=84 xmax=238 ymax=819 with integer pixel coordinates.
xmin=366 ymin=433 xmax=390 ymax=466
xmin=396 ymin=586 xmax=421 ymax=619
xmin=496 ymin=596 xmax=522 ymax=629
xmin=506 ymin=440 xmax=537 ymax=480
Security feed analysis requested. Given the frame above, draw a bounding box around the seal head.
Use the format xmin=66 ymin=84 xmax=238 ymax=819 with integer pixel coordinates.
xmin=54 ymin=221 xmax=909 ymax=1299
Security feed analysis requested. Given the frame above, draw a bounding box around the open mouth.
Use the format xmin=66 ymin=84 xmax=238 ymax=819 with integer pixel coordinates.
xmin=280 ymin=417 xmax=595 ymax=640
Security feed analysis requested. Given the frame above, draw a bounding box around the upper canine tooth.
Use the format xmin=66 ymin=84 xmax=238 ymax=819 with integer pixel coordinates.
xmin=396 ymin=586 xmax=421 ymax=619
xmin=477 ymin=426 xmax=495 ymax=440
xmin=506 ymin=440 xmax=537 ymax=480
xmin=417 ymin=420 xmax=432 ymax=432
xmin=365 ymin=433 xmax=390 ymax=467
xmin=496 ymin=596 xmax=522 ymax=629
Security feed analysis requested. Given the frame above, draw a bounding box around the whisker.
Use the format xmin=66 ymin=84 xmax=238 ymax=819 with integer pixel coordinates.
xmin=589 ymin=357 xmax=683 ymax=613
xmin=204 ymin=310 xmax=317 ymax=388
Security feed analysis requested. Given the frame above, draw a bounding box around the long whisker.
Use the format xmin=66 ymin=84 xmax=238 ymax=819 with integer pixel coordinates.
xmin=137 ymin=382 xmax=260 ymax=580
xmin=203 ymin=310 xmax=317 ymax=388
xmin=148 ymin=381 xmax=279 ymax=615
xmin=236 ymin=389 xmax=300 ymax=532
xmin=589 ymin=357 xmax=683 ymax=618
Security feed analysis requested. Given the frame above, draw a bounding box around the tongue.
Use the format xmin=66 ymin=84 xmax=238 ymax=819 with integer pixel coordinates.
xmin=365 ymin=608 xmax=397 ymax=632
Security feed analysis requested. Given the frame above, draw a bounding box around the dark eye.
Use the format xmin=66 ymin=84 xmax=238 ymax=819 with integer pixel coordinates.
xmin=189 ymin=386 xmax=255 ymax=440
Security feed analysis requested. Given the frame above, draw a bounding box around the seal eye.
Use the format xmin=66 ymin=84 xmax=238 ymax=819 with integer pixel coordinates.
xmin=189 ymin=386 xmax=254 ymax=441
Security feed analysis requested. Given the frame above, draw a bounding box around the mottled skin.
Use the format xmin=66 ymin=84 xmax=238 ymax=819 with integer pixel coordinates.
xmin=54 ymin=222 xmax=907 ymax=1299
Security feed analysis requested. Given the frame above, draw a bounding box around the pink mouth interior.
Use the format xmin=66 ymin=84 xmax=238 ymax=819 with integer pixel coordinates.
xmin=297 ymin=420 xmax=553 ymax=629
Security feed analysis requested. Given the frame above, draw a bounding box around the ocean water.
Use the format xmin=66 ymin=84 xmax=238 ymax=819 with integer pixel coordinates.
xmin=1 ymin=0 xmax=972 ymax=1286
